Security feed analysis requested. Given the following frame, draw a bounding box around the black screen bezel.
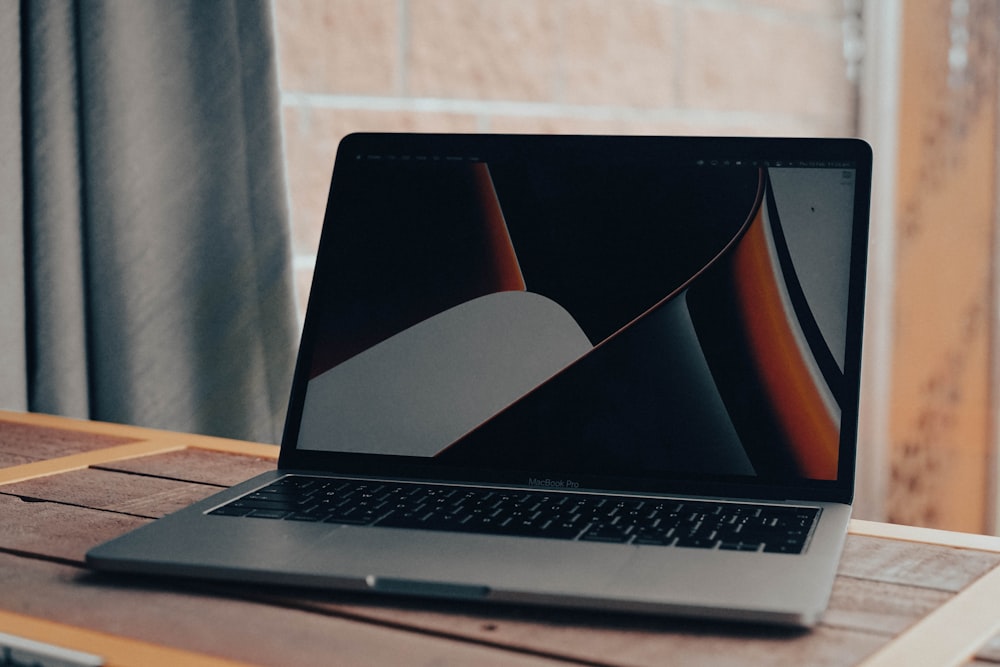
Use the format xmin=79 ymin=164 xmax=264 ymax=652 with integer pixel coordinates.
xmin=278 ymin=133 xmax=872 ymax=505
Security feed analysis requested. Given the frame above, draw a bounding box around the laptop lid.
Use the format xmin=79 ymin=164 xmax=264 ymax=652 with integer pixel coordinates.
xmin=279 ymin=134 xmax=871 ymax=506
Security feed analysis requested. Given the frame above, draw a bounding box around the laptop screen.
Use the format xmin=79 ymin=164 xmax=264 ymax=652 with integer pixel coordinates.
xmin=283 ymin=134 xmax=871 ymax=501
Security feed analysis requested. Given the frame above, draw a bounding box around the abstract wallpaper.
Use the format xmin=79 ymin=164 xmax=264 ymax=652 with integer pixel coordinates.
xmin=296 ymin=153 xmax=857 ymax=484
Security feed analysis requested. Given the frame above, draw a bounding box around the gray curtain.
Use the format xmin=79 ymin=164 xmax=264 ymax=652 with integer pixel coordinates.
xmin=0 ymin=1 xmax=298 ymax=443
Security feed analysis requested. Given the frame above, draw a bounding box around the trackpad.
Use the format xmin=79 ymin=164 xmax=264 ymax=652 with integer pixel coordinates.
xmin=324 ymin=526 xmax=631 ymax=596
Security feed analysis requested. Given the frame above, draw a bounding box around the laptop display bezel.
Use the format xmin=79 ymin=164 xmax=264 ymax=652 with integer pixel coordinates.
xmin=278 ymin=133 xmax=872 ymax=506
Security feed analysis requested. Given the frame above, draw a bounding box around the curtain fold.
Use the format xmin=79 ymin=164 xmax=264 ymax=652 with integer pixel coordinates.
xmin=1 ymin=0 xmax=298 ymax=443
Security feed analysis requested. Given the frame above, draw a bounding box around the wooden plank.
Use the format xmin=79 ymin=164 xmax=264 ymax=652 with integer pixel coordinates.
xmin=93 ymin=448 xmax=275 ymax=487
xmin=821 ymin=575 xmax=952 ymax=636
xmin=0 ymin=553 xmax=566 ymax=667
xmin=0 ymin=494 xmax=149 ymax=564
xmin=0 ymin=418 xmax=139 ymax=468
xmin=0 ymin=410 xmax=153 ymax=437
xmin=0 ymin=441 xmax=185 ymax=486
xmin=860 ymin=561 xmax=1000 ymax=667
xmin=254 ymin=591 xmax=888 ymax=667
xmin=0 ymin=410 xmax=279 ymax=458
xmin=837 ymin=535 xmax=1000 ymax=592
xmin=0 ymin=468 xmax=219 ymax=519
xmin=850 ymin=519 xmax=1000 ymax=552
xmin=188 ymin=439 xmax=280 ymax=459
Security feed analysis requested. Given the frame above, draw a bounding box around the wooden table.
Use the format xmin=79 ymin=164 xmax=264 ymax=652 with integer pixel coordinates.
xmin=3 ymin=410 xmax=1000 ymax=666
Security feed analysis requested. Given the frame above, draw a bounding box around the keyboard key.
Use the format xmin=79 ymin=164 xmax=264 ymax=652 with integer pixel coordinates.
xmin=247 ymin=509 xmax=291 ymax=519
xmin=209 ymin=505 xmax=251 ymax=517
xmin=675 ymin=536 xmax=718 ymax=549
xmin=231 ymin=498 xmax=299 ymax=512
xmin=718 ymin=541 xmax=762 ymax=551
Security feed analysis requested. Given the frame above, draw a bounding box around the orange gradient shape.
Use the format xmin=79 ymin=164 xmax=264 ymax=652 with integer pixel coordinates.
xmin=732 ymin=202 xmax=839 ymax=480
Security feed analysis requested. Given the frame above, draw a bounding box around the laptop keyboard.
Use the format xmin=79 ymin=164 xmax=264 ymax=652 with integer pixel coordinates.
xmin=209 ymin=476 xmax=818 ymax=554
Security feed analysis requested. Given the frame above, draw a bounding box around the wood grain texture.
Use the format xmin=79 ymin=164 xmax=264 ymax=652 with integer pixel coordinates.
xmin=92 ymin=448 xmax=275 ymax=487
xmin=0 ymin=410 xmax=280 ymax=459
xmin=0 ymin=553 xmax=563 ymax=667
xmin=0 ymin=494 xmax=149 ymax=563
xmin=861 ymin=561 xmax=1000 ymax=667
xmin=838 ymin=535 xmax=1000 ymax=592
xmin=0 ymin=467 xmax=219 ymax=518
xmin=0 ymin=419 xmax=138 ymax=468
xmin=822 ymin=576 xmax=951 ymax=636
xmin=0 ymin=441 xmax=185 ymax=486
xmin=850 ymin=519 xmax=1000 ymax=552
xmin=252 ymin=589 xmax=890 ymax=667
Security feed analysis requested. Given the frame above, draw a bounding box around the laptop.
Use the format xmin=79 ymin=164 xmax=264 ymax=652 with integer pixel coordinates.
xmin=87 ymin=133 xmax=872 ymax=627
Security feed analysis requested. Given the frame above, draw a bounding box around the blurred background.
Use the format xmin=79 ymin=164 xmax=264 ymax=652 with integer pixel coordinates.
xmin=272 ymin=0 xmax=1000 ymax=535
xmin=8 ymin=1 xmax=994 ymax=537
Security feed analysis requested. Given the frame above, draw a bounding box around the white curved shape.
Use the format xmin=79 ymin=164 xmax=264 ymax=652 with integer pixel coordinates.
xmin=297 ymin=291 xmax=593 ymax=456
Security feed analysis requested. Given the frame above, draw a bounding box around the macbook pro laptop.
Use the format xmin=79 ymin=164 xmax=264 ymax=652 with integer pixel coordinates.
xmin=87 ymin=133 xmax=872 ymax=626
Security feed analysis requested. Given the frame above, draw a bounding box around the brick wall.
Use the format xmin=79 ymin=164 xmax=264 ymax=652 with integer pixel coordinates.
xmin=273 ymin=0 xmax=858 ymax=315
